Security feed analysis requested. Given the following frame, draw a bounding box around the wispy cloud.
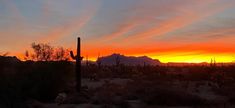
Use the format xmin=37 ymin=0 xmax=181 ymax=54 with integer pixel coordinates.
xmin=40 ymin=15 xmax=92 ymax=42
xmin=39 ymin=1 xmax=101 ymax=43
xmin=100 ymin=21 xmax=141 ymax=41
xmin=123 ymin=0 xmax=234 ymax=42
xmin=1 ymin=0 xmax=235 ymax=62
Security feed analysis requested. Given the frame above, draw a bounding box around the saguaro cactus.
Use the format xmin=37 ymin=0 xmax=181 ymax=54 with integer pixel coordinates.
xmin=70 ymin=37 xmax=83 ymax=92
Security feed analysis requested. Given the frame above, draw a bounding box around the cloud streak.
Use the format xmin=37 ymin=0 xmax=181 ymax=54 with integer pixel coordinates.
xmin=1 ymin=0 xmax=235 ymax=62
xmin=122 ymin=0 xmax=234 ymax=42
xmin=39 ymin=1 xmax=101 ymax=43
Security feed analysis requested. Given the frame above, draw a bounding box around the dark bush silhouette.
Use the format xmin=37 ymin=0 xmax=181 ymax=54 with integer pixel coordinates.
xmin=0 ymin=56 xmax=74 ymax=107
xmin=27 ymin=43 xmax=70 ymax=61
xmin=20 ymin=61 xmax=74 ymax=101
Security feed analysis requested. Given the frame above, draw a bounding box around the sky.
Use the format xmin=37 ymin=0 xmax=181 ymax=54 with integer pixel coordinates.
xmin=1 ymin=0 xmax=235 ymax=63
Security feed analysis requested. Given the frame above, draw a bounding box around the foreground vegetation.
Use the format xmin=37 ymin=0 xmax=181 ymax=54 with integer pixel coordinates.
xmin=1 ymin=56 xmax=235 ymax=108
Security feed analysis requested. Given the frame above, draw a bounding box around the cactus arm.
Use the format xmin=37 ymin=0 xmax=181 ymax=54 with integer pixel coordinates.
xmin=70 ymin=51 xmax=76 ymax=60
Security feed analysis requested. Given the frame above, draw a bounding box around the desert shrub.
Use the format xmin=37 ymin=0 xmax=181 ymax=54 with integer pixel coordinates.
xmin=0 ymin=57 xmax=28 ymax=108
xmin=0 ymin=58 xmax=74 ymax=107
xmin=140 ymin=88 xmax=206 ymax=106
xmin=123 ymin=79 xmax=206 ymax=106
xmin=90 ymin=82 xmax=130 ymax=107
xmin=0 ymin=76 xmax=27 ymax=108
xmin=212 ymin=84 xmax=235 ymax=105
xmin=19 ymin=61 xmax=74 ymax=101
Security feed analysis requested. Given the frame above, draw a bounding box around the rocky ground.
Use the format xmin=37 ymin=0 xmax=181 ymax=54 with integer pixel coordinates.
xmin=27 ymin=78 xmax=235 ymax=108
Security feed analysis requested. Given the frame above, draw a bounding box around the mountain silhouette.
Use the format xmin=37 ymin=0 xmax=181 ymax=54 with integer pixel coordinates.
xmin=97 ymin=53 xmax=161 ymax=66
xmin=0 ymin=56 xmax=21 ymax=64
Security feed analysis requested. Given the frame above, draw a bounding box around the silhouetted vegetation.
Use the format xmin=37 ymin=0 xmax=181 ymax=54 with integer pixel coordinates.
xmin=25 ymin=43 xmax=70 ymax=61
xmin=69 ymin=37 xmax=82 ymax=92
xmin=1 ymin=54 xmax=235 ymax=107
xmin=0 ymin=57 xmax=74 ymax=108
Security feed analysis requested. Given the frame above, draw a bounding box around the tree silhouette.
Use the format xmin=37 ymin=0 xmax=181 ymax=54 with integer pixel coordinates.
xmin=31 ymin=43 xmax=54 ymax=61
xmin=54 ymin=47 xmax=70 ymax=61
xmin=26 ymin=43 xmax=70 ymax=61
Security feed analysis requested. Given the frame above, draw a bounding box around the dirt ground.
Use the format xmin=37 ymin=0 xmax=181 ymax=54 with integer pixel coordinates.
xmin=29 ymin=78 xmax=235 ymax=108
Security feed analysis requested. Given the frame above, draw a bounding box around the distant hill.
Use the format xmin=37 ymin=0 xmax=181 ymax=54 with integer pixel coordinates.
xmin=96 ymin=53 xmax=161 ymax=66
xmin=0 ymin=56 xmax=21 ymax=64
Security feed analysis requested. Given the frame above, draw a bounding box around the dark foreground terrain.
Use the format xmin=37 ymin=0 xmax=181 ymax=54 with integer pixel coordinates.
xmin=1 ymin=56 xmax=235 ymax=108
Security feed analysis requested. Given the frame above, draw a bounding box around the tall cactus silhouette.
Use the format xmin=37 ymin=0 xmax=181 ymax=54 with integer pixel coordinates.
xmin=70 ymin=37 xmax=83 ymax=92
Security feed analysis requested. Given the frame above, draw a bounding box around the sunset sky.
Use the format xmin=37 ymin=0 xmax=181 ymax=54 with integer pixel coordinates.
xmin=1 ymin=0 xmax=235 ymax=63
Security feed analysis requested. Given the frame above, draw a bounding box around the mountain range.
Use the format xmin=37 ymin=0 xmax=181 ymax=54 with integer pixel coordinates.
xmin=96 ymin=53 xmax=161 ymax=66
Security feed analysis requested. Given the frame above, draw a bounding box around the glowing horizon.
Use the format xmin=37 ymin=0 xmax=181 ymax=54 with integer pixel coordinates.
xmin=1 ymin=0 xmax=235 ymax=63
xmin=15 ymin=51 xmax=235 ymax=63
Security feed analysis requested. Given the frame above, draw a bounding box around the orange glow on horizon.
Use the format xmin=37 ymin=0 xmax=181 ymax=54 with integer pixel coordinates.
xmin=149 ymin=53 xmax=235 ymax=63
xmin=14 ymin=51 xmax=235 ymax=63
xmin=9 ymin=39 xmax=235 ymax=63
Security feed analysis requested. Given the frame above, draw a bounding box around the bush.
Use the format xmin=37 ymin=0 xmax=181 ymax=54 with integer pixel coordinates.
xmin=141 ymin=88 xmax=206 ymax=106
xmin=0 ymin=59 xmax=74 ymax=107
xmin=20 ymin=61 xmax=74 ymax=101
